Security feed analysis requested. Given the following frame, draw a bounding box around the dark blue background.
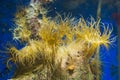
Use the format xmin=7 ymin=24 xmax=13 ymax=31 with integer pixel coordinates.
xmin=0 ymin=0 xmax=118 ymax=80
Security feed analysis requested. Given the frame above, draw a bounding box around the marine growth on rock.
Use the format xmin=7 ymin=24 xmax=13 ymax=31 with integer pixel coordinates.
xmin=6 ymin=0 xmax=114 ymax=80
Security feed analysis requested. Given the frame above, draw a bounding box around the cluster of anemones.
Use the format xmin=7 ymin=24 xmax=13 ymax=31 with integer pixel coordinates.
xmin=8 ymin=0 xmax=114 ymax=80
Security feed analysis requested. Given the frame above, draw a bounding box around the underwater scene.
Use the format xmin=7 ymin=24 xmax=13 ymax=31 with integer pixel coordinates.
xmin=0 ymin=0 xmax=119 ymax=80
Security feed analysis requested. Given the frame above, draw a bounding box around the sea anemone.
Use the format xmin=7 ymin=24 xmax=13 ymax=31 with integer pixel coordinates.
xmin=7 ymin=0 xmax=114 ymax=80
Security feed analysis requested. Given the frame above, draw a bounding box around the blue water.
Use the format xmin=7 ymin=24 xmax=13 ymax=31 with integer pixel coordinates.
xmin=0 ymin=0 xmax=118 ymax=80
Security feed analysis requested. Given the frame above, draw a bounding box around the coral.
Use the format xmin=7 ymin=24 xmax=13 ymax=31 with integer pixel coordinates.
xmin=7 ymin=0 xmax=114 ymax=80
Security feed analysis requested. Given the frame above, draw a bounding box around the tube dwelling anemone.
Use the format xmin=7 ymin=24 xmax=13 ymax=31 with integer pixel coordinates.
xmin=6 ymin=0 xmax=115 ymax=80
